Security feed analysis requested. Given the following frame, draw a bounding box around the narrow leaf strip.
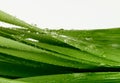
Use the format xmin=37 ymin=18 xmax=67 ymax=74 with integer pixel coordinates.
xmin=17 ymin=72 xmax=120 ymax=83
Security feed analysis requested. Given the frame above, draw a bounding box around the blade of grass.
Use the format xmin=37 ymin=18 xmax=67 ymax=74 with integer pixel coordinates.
xmin=0 ymin=10 xmax=108 ymax=58
xmin=0 ymin=53 xmax=79 ymax=77
xmin=1 ymin=10 xmax=119 ymax=66
xmin=17 ymin=72 xmax=120 ymax=83
xmin=0 ymin=27 xmax=119 ymax=67
xmin=54 ymin=28 xmax=120 ymax=63
xmin=0 ymin=29 xmax=103 ymax=67
xmin=0 ymin=77 xmax=26 ymax=83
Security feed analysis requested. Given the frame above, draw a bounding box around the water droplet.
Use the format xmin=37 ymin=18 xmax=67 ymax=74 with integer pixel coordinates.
xmin=64 ymin=39 xmax=68 ymax=43
xmin=51 ymin=32 xmax=58 ymax=36
xmin=85 ymin=37 xmax=92 ymax=41
xmin=36 ymin=32 xmax=39 ymax=34
xmin=87 ymin=44 xmax=96 ymax=49
xmin=60 ymin=35 xmax=68 ymax=38
xmin=27 ymin=31 xmax=30 ymax=33
xmin=100 ymin=63 xmax=105 ymax=66
xmin=11 ymin=34 xmax=14 ymax=37
xmin=25 ymin=38 xmax=39 ymax=42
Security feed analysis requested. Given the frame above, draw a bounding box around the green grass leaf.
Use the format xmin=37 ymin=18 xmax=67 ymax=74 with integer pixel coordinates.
xmin=17 ymin=72 xmax=120 ymax=83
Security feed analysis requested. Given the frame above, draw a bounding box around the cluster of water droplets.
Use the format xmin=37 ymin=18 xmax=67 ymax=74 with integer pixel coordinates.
xmin=49 ymin=31 xmax=106 ymax=58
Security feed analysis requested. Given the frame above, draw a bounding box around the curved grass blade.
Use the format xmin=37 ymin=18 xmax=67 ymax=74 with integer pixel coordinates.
xmin=0 ymin=77 xmax=26 ymax=83
xmin=17 ymin=72 xmax=120 ymax=83
xmin=0 ymin=53 xmax=78 ymax=77
xmin=54 ymin=28 xmax=120 ymax=63
xmin=0 ymin=10 xmax=107 ymax=57
xmin=0 ymin=27 xmax=119 ymax=67
xmin=0 ymin=10 xmax=120 ymax=66
xmin=0 ymin=36 xmax=97 ymax=69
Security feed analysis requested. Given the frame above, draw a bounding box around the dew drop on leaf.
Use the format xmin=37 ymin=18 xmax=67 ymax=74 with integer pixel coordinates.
xmin=36 ymin=32 xmax=39 ymax=34
xmin=27 ymin=31 xmax=30 ymax=33
xmin=85 ymin=37 xmax=93 ymax=41
xmin=25 ymin=38 xmax=39 ymax=42
xmin=100 ymin=63 xmax=105 ymax=66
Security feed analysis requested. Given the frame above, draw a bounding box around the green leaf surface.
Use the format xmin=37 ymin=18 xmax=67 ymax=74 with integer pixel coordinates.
xmin=0 ymin=10 xmax=120 ymax=83
xmin=0 ymin=77 xmax=26 ymax=83
xmin=0 ymin=27 xmax=119 ymax=67
xmin=17 ymin=72 xmax=120 ymax=83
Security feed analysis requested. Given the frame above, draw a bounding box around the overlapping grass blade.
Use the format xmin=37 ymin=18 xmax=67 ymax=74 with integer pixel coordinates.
xmin=0 ymin=36 xmax=96 ymax=69
xmin=0 ymin=10 xmax=120 ymax=83
xmin=0 ymin=27 xmax=119 ymax=67
xmin=17 ymin=72 xmax=120 ymax=83
xmin=54 ymin=28 xmax=120 ymax=63
xmin=0 ymin=53 xmax=78 ymax=77
xmin=0 ymin=10 xmax=108 ymax=57
xmin=0 ymin=77 xmax=26 ymax=83
xmin=0 ymin=46 xmax=82 ymax=77
xmin=0 ymin=10 xmax=120 ymax=66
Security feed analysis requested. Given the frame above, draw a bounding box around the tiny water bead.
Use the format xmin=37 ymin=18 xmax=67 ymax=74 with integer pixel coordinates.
xmin=49 ymin=31 xmax=105 ymax=57
xmin=99 ymin=62 xmax=106 ymax=66
xmin=85 ymin=37 xmax=93 ymax=41
xmin=25 ymin=38 xmax=39 ymax=42
xmin=11 ymin=34 xmax=15 ymax=37
xmin=64 ymin=39 xmax=68 ymax=43
xmin=27 ymin=31 xmax=31 ymax=33
xmin=59 ymin=35 xmax=68 ymax=38
xmin=36 ymin=32 xmax=39 ymax=34
xmin=50 ymin=32 xmax=58 ymax=36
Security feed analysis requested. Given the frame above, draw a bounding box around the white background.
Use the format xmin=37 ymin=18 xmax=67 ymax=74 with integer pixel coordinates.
xmin=0 ymin=0 xmax=120 ymax=30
